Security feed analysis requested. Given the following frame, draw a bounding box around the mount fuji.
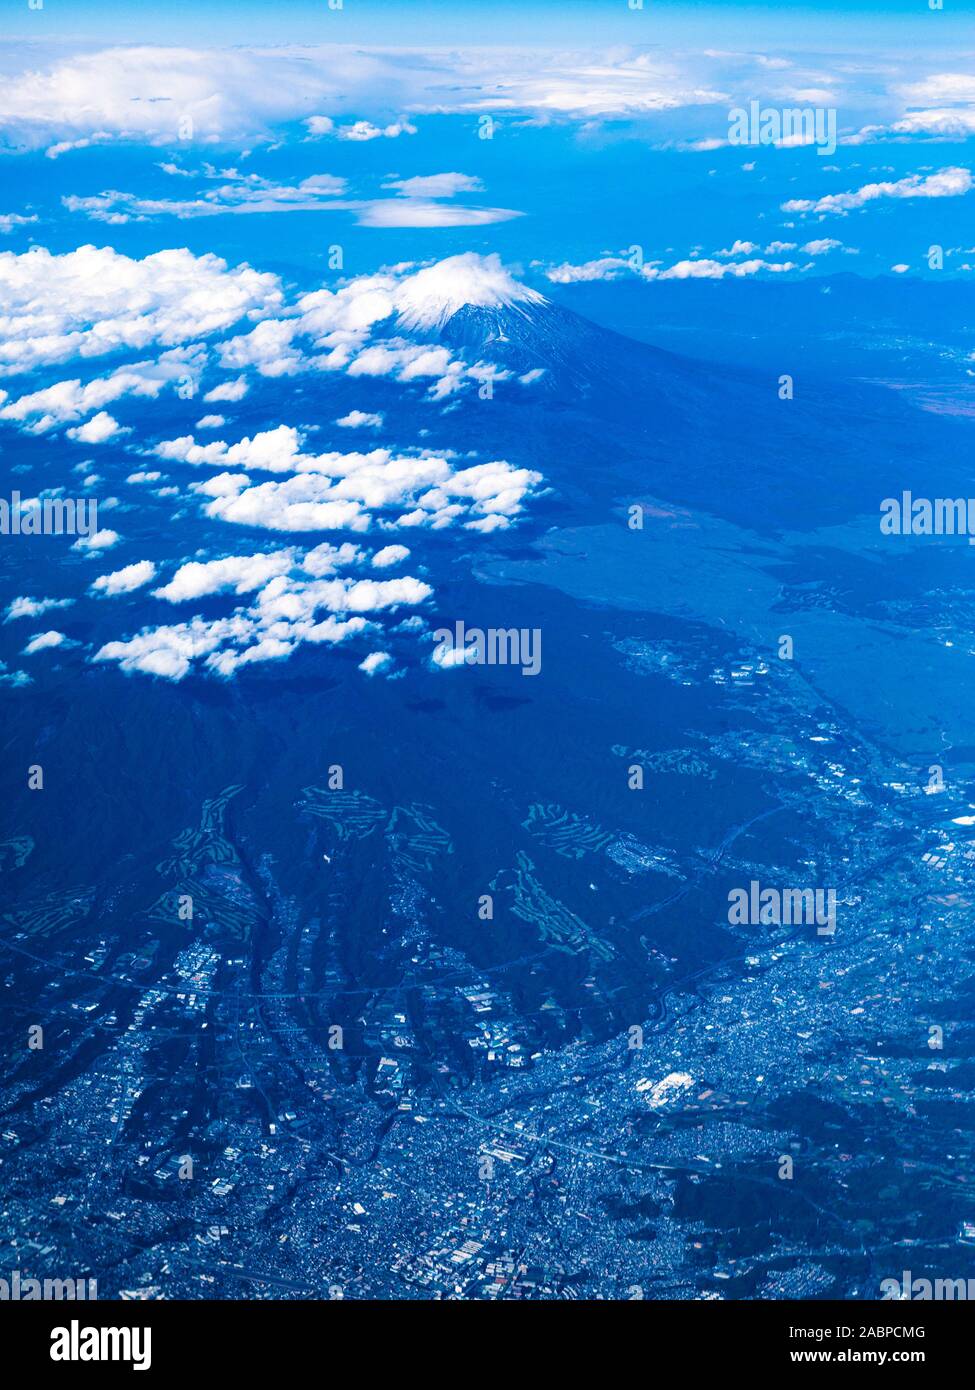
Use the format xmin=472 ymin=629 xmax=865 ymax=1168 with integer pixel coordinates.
xmin=388 ymin=253 xmax=975 ymax=536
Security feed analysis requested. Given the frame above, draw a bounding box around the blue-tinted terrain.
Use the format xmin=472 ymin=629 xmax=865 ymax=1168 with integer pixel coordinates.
xmin=2 ymin=0 xmax=975 ymax=1301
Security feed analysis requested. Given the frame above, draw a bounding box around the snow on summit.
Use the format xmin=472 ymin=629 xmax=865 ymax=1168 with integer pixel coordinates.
xmin=392 ymin=252 xmax=546 ymax=331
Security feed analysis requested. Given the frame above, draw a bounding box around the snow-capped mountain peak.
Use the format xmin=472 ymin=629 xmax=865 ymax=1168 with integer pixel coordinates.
xmin=393 ymin=252 xmax=546 ymax=332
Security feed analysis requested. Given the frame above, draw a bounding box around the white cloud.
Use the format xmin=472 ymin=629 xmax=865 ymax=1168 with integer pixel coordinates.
xmin=650 ymin=257 xmax=797 ymax=280
xmin=302 ymin=542 xmax=364 ymax=576
xmin=355 ymin=199 xmax=520 ymax=228
xmin=0 ymin=351 xmax=205 ymax=430
xmin=203 ymin=375 xmax=249 ymax=402
xmin=61 ymin=164 xmax=520 ymax=232
xmin=94 ymin=571 xmax=431 ymax=681
xmin=0 ymin=45 xmax=732 ymax=154
xmin=545 ymin=257 xmax=634 ymax=284
xmin=91 ymin=559 xmax=157 ymax=595
xmin=355 ymin=172 xmax=521 ymax=227
xmin=716 ymin=239 xmax=760 ymax=257
xmin=155 ymin=423 xmax=304 ymax=471
xmin=338 ymin=120 xmax=417 ymax=141
xmin=336 ymin=410 xmax=383 ymax=429
xmin=383 ymin=173 xmax=483 ymax=199
xmin=196 ymin=413 xmax=225 ymax=429
xmin=62 ymin=171 xmax=350 ymax=223
xmin=431 ymin=641 xmax=468 ymax=670
xmin=23 ymin=629 xmax=70 ymax=654
xmin=846 ymin=74 xmax=975 ymax=142
xmin=73 ymin=528 xmax=120 ymax=552
xmin=153 ymin=550 xmax=296 ymax=603
xmin=371 ymin=544 xmax=410 ymax=568
xmin=0 ymin=213 xmax=38 ymax=233
xmin=66 ymin=410 xmax=127 ymax=443
xmin=4 ymin=594 xmax=73 ymax=622
xmin=359 ymin=650 xmax=393 ymax=675
xmin=546 ymin=251 xmax=798 ymax=283
xmin=11 ymin=42 xmax=973 ymax=163
xmin=0 ymin=244 xmax=281 ymax=376
xmin=783 ymin=167 xmax=973 ymax=215
xmin=217 ymin=318 xmax=305 ymax=377
xmin=45 ymin=134 xmax=113 ymax=159
xmin=174 ymin=433 xmax=542 ymax=534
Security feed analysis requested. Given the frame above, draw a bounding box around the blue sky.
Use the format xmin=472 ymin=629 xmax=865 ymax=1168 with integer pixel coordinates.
xmin=4 ymin=0 xmax=971 ymax=48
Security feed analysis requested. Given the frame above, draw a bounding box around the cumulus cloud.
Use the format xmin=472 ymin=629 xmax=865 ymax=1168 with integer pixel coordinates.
xmin=23 ymin=630 xmax=71 ymax=654
xmin=66 ymin=410 xmax=128 ymax=443
xmin=13 ymin=252 xmax=531 ymax=408
xmin=91 ymin=559 xmax=157 ymax=595
xmin=153 ymin=550 xmax=296 ymax=603
xmin=0 ymin=213 xmax=38 ymax=233
xmin=155 ymin=423 xmax=304 ymax=471
xmin=94 ymin=571 xmax=431 ymax=681
xmin=0 ymin=350 xmax=205 ymax=431
xmin=302 ymin=542 xmax=364 ymax=576
xmin=4 ymin=595 xmax=74 ymax=622
xmin=653 ymin=257 xmax=797 ymax=280
xmin=0 ymin=244 xmax=281 ymax=376
xmin=783 ymin=166 xmax=973 ymax=216
xmin=0 ymin=250 xmax=548 ymax=692
xmin=371 ymin=544 xmax=410 ymax=568
xmin=545 ymin=257 xmax=635 ymax=284
xmin=801 ymin=238 xmax=845 ymax=254
xmin=336 ymin=410 xmax=383 ymax=429
xmin=346 ymin=119 xmax=417 ymax=141
xmin=169 ymin=430 xmax=542 ymax=534
xmin=303 ymin=114 xmax=418 ymax=142
xmin=716 ymin=239 xmax=760 ymax=257
xmin=359 ymin=650 xmax=393 ymax=675
xmin=73 ymin=528 xmax=120 ymax=552
xmin=545 ymin=253 xmax=796 ymax=283
xmin=203 ymin=375 xmax=249 ymax=403
xmin=844 ymin=75 xmax=975 ymax=142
